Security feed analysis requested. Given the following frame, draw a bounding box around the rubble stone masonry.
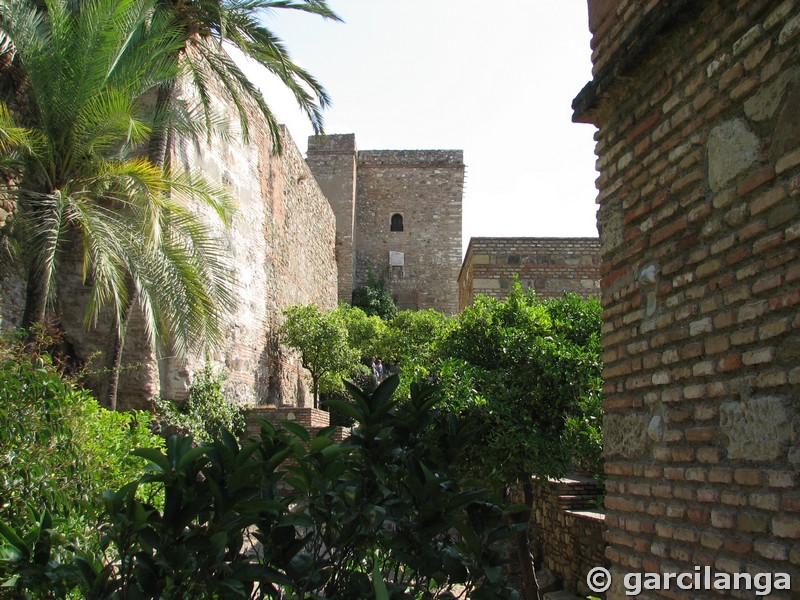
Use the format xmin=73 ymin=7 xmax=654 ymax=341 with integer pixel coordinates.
xmin=308 ymin=137 xmax=464 ymax=315
xmin=575 ymin=0 xmax=800 ymax=598
xmin=457 ymin=237 xmax=600 ymax=311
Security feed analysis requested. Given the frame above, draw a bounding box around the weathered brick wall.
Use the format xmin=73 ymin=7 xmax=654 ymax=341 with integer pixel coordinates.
xmin=457 ymin=237 xmax=600 ymax=311
xmin=576 ymin=1 xmax=800 ymax=598
xmin=245 ymin=406 xmax=349 ymax=444
xmin=306 ymin=135 xmax=358 ymax=303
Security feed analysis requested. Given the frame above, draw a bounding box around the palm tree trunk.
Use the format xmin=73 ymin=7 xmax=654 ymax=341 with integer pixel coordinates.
xmin=106 ymin=81 xmax=175 ymax=409
xmin=106 ymin=291 xmax=137 ymax=411
xmin=21 ymin=271 xmax=47 ymax=331
xmin=148 ymin=83 xmax=176 ymax=166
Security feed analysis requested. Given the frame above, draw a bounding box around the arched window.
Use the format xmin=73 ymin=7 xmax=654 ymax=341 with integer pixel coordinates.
xmin=390 ymin=213 xmax=404 ymax=232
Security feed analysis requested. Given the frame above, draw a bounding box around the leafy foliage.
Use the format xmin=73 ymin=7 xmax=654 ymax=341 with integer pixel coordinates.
xmin=2 ymin=376 xmax=522 ymax=598
xmin=438 ymin=287 xmax=603 ymax=484
xmin=151 ymin=0 xmax=341 ymax=156
xmin=337 ymin=302 xmax=387 ymax=361
xmin=351 ymin=270 xmax=398 ymax=320
xmin=155 ymin=364 xmax=245 ymax=443
xmin=0 ymin=331 xmax=163 ymax=592
xmin=0 ymin=0 xmax=236 ymax=362
xmin=280 ymin=303 xmax=359 ymax=408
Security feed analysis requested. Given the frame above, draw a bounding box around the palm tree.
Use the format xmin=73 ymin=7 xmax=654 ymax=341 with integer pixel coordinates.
xmin=0 ymin=0 xmax=235 ymax=408
xmin=116 ymin=0 xmax=342 ymax=408
xmin=147 ymin=0 xmax=341 ymax=166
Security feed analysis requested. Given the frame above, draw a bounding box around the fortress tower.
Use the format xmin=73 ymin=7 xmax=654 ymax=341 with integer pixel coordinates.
xmin=307 ymin=134 xmax=464 ymax=314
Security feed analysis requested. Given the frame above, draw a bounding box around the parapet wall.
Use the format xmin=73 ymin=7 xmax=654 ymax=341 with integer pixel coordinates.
xmin=458 ymin=237 xmax=600 ymax=311
xmin=531 ymin=478 xmax=606 ymax=598
xmin=575 ymin=1 xmax=800 ymax=598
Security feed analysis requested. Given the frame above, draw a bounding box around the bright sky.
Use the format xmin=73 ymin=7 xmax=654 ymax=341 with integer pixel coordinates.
xmin=238 ymin=1 xmax=600 ymax=256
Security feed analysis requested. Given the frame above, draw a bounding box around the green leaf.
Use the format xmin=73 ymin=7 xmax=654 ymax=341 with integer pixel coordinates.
xmin=132 ymin=447 xmax=171 ymax=472
xmin=281 ymin=421 xmax=310 ymax=443
xmin=176 ymin=445 xmax=211 ymax=470
xmin=322 ymin=398 xmax=363 ymax=424
xmin=372 ymin=553 xmax=389 ymax=600
xmin=0 ymin=521 xmax=29 ymax=558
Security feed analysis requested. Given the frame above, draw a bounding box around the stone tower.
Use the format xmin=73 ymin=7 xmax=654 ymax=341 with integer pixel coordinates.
xmin=307 ymin=135 xmax=464 ymax=315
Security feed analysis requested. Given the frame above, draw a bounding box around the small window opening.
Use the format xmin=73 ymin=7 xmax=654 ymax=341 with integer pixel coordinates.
xmin=390 ymin=213 xmax=404 ymax=232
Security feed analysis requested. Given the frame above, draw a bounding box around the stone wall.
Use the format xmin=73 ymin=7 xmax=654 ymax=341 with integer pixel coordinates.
xmin=149 ymin=85 xmax=339 ymax=410
xmin=0 ymin=79 xmax=339 ymax=411
xmin=305 ymin=135 xmax=358 ymax=303
xmin=531 ymin=477 xmax=606 ymax=598
xmin=306 ymin=137 xmax=464 ymax=315
xmin=575 ymin=1 xmax=800 ymax=598
xmin=457 ymin=237 xmax=601 ymax=311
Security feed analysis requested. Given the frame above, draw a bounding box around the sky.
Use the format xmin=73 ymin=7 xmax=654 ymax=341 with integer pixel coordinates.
xmin=236 ymin=0 xmax=600 ymax=256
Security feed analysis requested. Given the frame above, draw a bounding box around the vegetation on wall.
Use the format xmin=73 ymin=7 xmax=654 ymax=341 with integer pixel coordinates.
xmin=351 ymin=269 xmax=398 ymax=320
xmin=154 ymin=364 xmax=245 ymax=442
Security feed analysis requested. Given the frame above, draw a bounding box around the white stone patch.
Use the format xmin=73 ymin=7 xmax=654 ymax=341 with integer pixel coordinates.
xmin=707 ymin=119 xmax=760 ymax=191
xmin=720 ymin=396 xmax=791 ymax=460
xmin=744 ymin=67 xmax=800 ymax=122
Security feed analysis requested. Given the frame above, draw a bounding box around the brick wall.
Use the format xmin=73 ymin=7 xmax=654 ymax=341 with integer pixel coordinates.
xmin=245 ymin=406 xmax=349 ymax=443
xmin=458 ymin=237 xmax=601 ymax=311
xmin=575 ymin=1 xmax=800 ymax=598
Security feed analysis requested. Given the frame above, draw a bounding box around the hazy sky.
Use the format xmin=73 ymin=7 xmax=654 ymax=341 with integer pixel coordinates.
xmin=239 ymin=1 xmax=599 ymax=255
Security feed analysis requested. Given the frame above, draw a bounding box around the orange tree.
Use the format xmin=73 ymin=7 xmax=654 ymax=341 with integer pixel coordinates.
xmin=435 ymin=285 xmax=603 ymax=600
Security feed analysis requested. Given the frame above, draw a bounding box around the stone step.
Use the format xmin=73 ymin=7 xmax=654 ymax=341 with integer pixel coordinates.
xmin=557 ymin=494 xmax=603 ymax=511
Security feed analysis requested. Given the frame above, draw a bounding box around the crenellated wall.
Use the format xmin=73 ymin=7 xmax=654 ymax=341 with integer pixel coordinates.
xmin=575 ymin=0 xmax=800 ymax=598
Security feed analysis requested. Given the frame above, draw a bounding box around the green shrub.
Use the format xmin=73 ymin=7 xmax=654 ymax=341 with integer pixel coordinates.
xmin=155 ymin=364 xmax=245 ymax=443
xmin=0 ymin=330 xmax=163 ymax=594
xmin=5 ymin=377 xmax=521 ymax=598
xmin=351 ymin=269 xmax=398 ymax=320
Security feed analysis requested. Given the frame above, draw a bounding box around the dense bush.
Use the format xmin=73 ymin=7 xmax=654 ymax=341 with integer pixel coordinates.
xmin=351 ymin=270 xmax=398 ymax=320
xmin=2 ymin=376 xmax=522 ymax=599
xmin=154 ymin=364 xmax=245 ymax=442
xmin=435 ymin=289 xmax=603 ymax=484
xmin=0 ymin=331 xmax=163 ymax=594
